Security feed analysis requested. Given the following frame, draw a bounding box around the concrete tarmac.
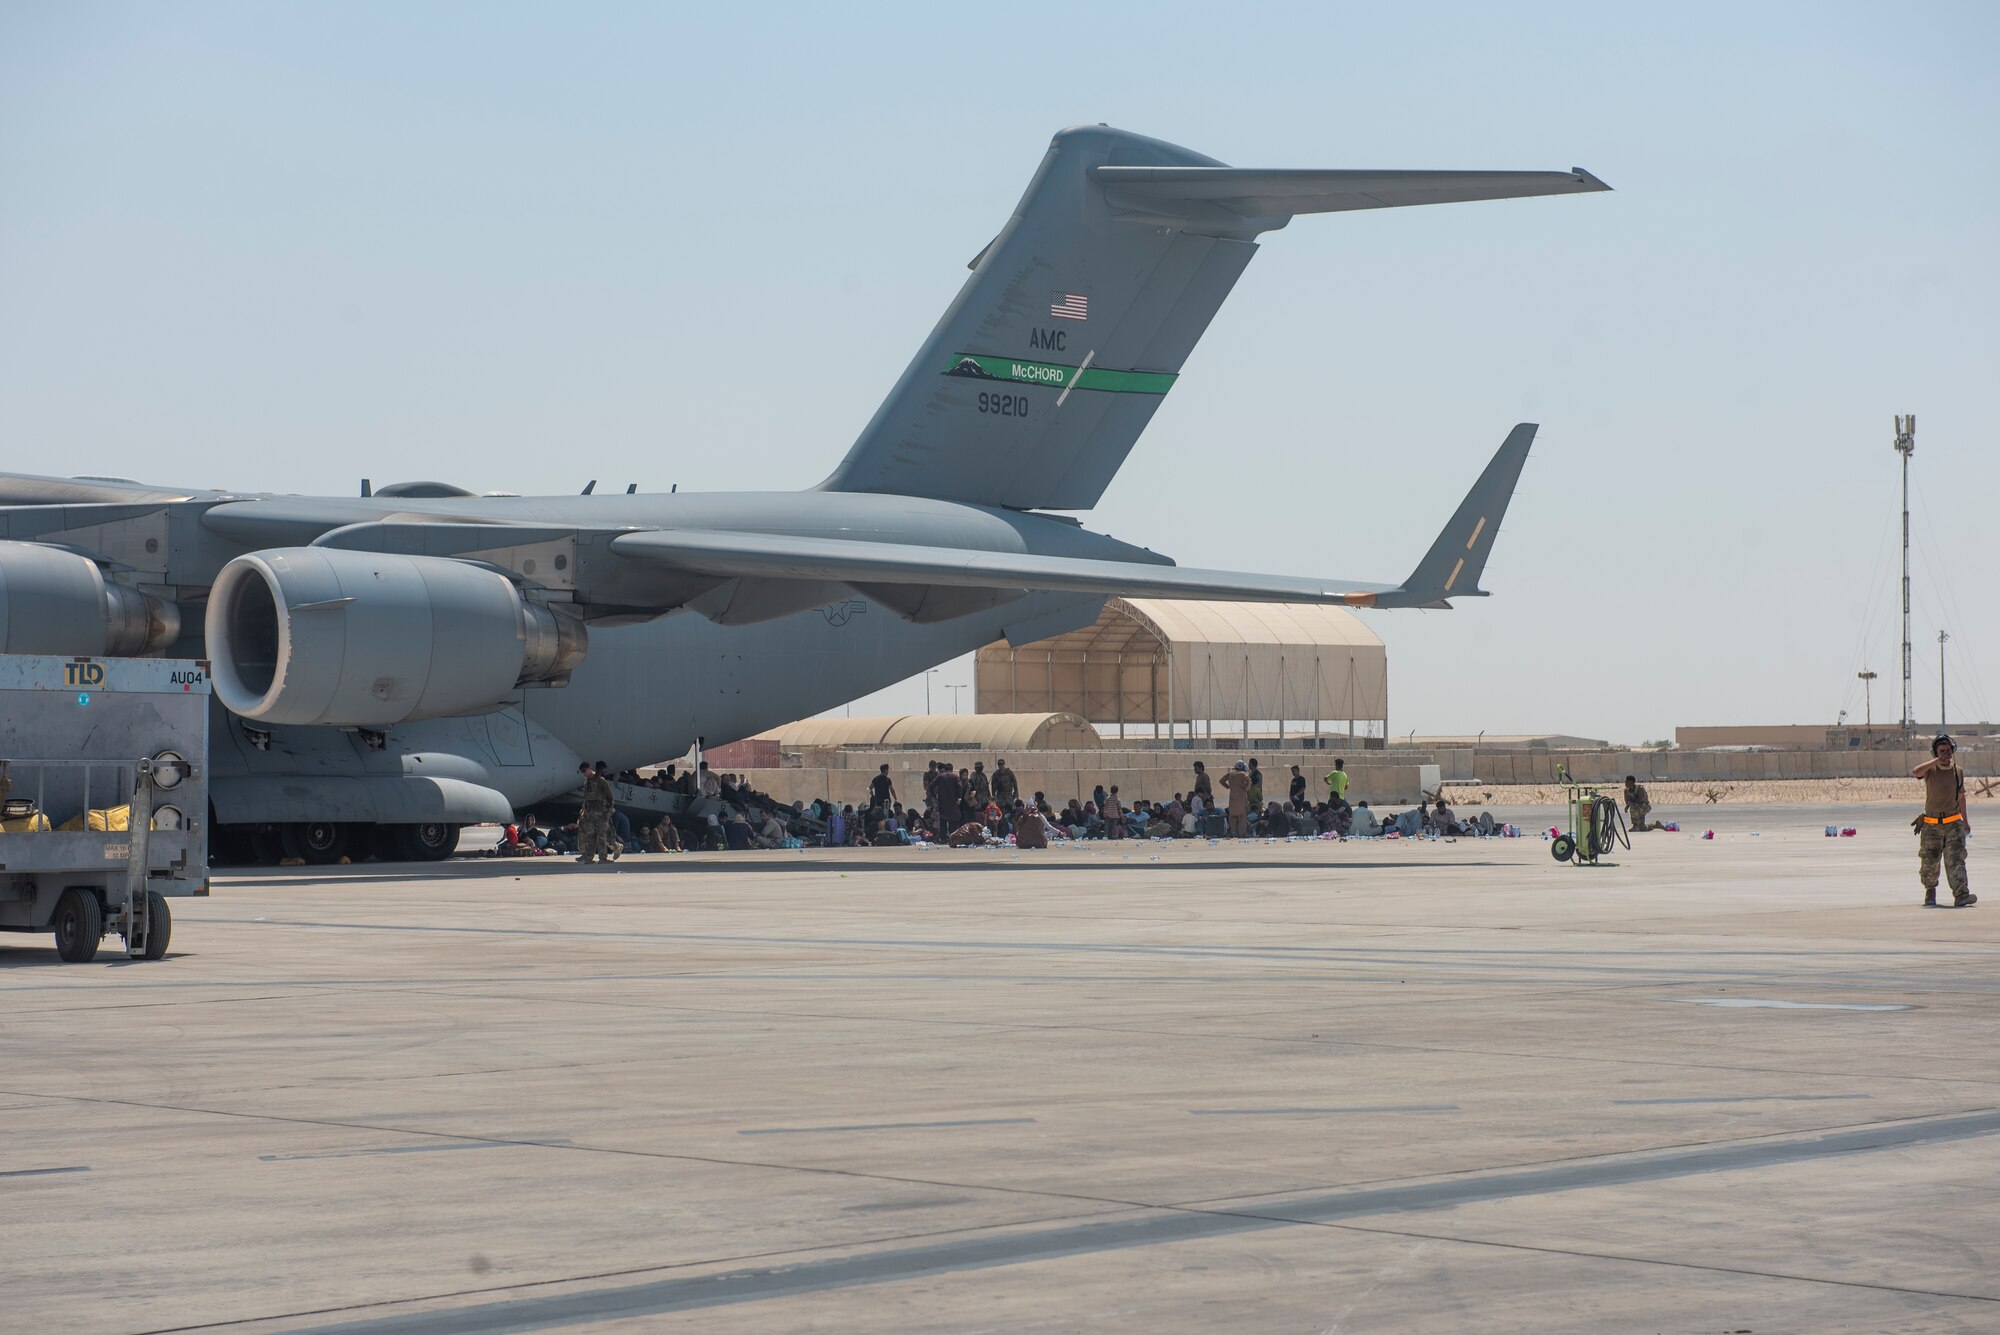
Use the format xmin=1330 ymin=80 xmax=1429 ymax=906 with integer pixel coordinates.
xmin=2 ymin=805 xmax=1995 ymax=1333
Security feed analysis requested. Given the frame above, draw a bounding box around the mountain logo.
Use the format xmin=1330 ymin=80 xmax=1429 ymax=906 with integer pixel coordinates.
xmin=943 ymin=356 xmax=998 ymax=379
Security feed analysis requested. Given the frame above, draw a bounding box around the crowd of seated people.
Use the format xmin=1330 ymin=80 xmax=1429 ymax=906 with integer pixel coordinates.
xmin=497 ymin=753 xmax=1507 ymax=857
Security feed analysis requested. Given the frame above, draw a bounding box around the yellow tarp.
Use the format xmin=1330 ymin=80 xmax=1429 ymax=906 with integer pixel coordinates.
xmin=58 ymin=805 xmax=131 ymax=833
xmin=1 ymin=811 xmax=52 ymax=833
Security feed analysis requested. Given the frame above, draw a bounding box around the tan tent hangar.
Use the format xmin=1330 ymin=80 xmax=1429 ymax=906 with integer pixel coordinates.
xmin=975 ymin=598 xmax=1387 ymax=742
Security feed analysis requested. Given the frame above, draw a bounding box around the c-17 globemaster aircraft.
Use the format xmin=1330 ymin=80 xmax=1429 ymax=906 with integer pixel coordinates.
xmin=0 ymin=126 xmax=1607 ymax=863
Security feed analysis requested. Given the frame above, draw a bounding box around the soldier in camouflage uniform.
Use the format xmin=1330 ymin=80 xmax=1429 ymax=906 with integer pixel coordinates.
xmin=1913 ymin=735 xmax=1974 ymax=908
xmin=576 ymin=761 xmax=616 ymax=864
xmin=1623 ymin=775 xmax=1667 ymax=832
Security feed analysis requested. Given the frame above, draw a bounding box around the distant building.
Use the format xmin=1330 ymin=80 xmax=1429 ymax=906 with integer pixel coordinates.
xmin=1387 ymin=734 xmax=1610 ymax=751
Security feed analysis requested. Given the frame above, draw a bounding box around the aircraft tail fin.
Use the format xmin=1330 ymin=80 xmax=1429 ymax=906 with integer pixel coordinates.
xmin=819 ymin=127 xmax=1603 ymax=512
xmin=1372 ymin=424 xmax=1537 ymax=609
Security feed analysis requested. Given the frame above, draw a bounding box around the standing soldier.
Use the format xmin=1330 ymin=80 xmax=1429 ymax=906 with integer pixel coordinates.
xmin=966 ymin=761 xmax=992 ymax=813
xmin=1913 ymin=735 xmax=1974 ymax=908
xmin=991 ymin=758 xmax=1019 ymax=809
xmin=577 ymin=761 xmax=616 ymax=864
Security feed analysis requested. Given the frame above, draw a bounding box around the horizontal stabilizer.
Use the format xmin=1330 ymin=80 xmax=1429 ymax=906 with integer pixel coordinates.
xmin=1092 ymin=166 xmax=1610 ymax=218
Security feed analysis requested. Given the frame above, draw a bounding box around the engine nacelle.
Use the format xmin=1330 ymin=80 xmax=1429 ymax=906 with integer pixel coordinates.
xmin=206 ymin=547 xmax=586 ymax=727
xmin=0 ymin=539 xmax=182 ymax=656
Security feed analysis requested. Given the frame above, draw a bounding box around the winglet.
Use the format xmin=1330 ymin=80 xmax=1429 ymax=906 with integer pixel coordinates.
xmin=1373 ymin=424 xmax=1538 ymax=608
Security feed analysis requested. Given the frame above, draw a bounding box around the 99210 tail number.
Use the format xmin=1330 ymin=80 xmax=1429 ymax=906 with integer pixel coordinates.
xmin=976 ymin=391 xmax=1030 ymax=418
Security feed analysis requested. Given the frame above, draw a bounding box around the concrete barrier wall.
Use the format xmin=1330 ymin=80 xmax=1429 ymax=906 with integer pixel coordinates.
xmin=1430 ymin=748 xmax=1935 ymax=785
xmin=734 ymin=756 xmax=1440 ymax=809
xmin=722 ymin=743 xmax=1937 ymax=809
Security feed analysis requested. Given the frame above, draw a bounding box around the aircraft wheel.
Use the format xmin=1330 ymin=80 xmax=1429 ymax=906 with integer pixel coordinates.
xmin=142 ymin=891 xmax=172 ymax=960
xmin=283 ymin=821 xmax=351 ymax=865
xmin=394 ymin=823 xmax=459 ymax=862
xmin=53 ymin=889 xmax=103 ymax=963
xmin=1551 ymin=835 xmax=1575 ymax=863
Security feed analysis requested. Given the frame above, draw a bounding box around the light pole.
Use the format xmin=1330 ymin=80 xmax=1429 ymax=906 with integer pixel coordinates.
xmin=945 ymin=683 xmax=968 ymax=714
xmin=1894 ymin=416 xmax=1915 ymax=733
xmin=1857 ymin=670 xmax=1877 ymax=729
xmin=925 ymin=669 xmax=940 ymax=714
xmin=1939 ymin=630 xmax=1949 ymax=731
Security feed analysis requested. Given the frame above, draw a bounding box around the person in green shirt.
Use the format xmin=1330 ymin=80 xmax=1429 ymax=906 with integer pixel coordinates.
xmin=1325 ymin=758 xmax=1349 ymax=803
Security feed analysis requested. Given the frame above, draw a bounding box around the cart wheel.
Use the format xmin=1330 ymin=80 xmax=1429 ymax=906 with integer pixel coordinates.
xmin=53 ymin=889 xmax=103 ymax=963
xmin=283 ymin=821 xmax=351 ymax=865
xmin=1551 ymin=835 xmax=1575 ymax=863
xmin=142 ymin=891 xmax=172 ymax=960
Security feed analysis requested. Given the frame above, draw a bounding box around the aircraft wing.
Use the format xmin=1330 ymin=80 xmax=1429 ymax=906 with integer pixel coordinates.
xmin=614 ymin=423 xmax=1537 ymax=612
xmin=1091 ymin=166 xmax=1610 ymax=217
xmin=613 ymin=528 xmax=1399 ymax=606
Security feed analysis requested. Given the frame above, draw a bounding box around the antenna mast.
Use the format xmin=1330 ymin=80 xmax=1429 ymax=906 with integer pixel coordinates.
xmin=1894 ymin=415 xmax=1915 ymax=733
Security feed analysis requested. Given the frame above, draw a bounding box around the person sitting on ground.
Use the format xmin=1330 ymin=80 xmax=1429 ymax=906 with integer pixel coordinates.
xmin=1014 ymin=804 xmax=1049 ymax=849
xmin=948 ymin=819 xmax=990 ymax=847
xmin=723 ymin=809 xmax=754 ymax=850
xmin=754 ymin=810 xmax=787 ymax=849
xmin=1263 ymin=800 xmax=1292 ymax=836
xmin=1348 ymin=802 xmax=1381 ymax=837
xmin=640 ymin=822 xmax=667 ymax=853
xmin=1623 ymin=776 xmax=1668 ymax=832
xmin=1429 ymin=797 xmax=1458 ymax=836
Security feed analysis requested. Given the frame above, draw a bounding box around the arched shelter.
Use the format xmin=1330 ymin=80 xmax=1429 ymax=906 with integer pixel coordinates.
xmin=973 ymin=599 xmax=1386 ymax=742
xmin=756 ymin=712 xmax=1101 ymax=752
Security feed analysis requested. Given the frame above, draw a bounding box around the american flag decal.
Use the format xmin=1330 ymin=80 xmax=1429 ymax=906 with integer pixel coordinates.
xmin=1049 ymin=292 xmax=1089 ymax=321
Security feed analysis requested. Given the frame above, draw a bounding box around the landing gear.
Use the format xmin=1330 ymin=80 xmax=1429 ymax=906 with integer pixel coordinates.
xmin=53 ymin=888 xmax=103 ymax=963
xmin=211 ymin=820 xmax=459 ymax=865
xmin=387 ymin=823 xmax=459 ymax=862
xmin=282 ymin=821 xmax=351 ymax=864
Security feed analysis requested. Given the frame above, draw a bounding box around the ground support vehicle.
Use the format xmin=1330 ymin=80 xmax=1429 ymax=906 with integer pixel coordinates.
xmin=0 ymin=655 xmax=209 ymax=962
xmin=1550 ymin=763 xmax=1628 ymax=866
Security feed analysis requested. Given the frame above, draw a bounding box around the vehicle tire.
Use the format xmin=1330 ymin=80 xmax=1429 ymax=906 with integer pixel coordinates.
xmin=283 ymin=821 xmax=351 ymax=865
xmin=1550 ymin=835 xmax=1575 ymax=863
xmin=394 ymin=822 xmax=459 ymax=862
xmin=53 ymin=888 xmax=103 ymax=963
xmin=142 ymin=890 xmax=171 ymax=960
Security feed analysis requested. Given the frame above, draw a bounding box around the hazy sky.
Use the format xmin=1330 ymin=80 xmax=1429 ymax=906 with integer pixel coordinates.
xmin=3 ymin=1 xmax=1994 ymax=743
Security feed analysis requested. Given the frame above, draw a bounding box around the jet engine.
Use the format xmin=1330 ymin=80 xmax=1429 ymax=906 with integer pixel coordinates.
xmin=206 ymin=547 xmax=586 ymax=727
xmin=0 ymin=539 xmax=182 ymax=656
